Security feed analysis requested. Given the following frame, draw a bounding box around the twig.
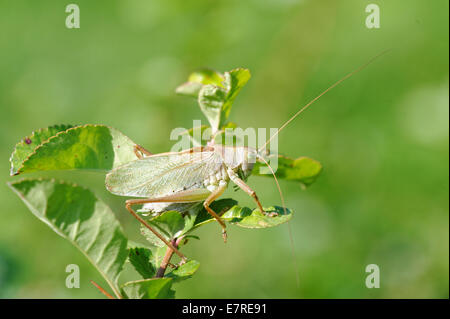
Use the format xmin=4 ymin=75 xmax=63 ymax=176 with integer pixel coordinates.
xmin=155 ymin=237 xmax=184 ymax=278
xmin=90 ymin=280 xmax=116 ymax=299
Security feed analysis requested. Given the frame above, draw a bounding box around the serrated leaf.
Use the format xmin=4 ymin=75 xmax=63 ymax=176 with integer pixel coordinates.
xmin=127 ymin=241 xmax=165 ymax=272
xmin=9 ymin=124 xmax=73 ymax=175
xmin=141 ymin=211 xmax=185 ymax=247
xmin=121 ymin=278 xmax=173 ymax=299
xmin=253 ymin=155 xmax=322 ymax=187
xmin=128 ymin=247 xmax=155 ymax=279
xmin=166 ymin=260 xmax=200 ymax=283
xmin=8 ymin=178 xmax=128 ymax=298
xmin=12 ymin=124 xmax=139 ymax=175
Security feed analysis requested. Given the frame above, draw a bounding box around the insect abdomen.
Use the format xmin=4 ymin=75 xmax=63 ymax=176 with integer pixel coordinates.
xmin=203 ymin=165 xmax=229 ymax=192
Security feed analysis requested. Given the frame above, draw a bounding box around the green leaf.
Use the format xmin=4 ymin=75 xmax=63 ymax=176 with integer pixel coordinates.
xmin=186 ymin=200 xmax=292 ymax=230
xmin=127 ymin=240 xmax=152 ymax=250
xmin=141 ymin=211 xmax=185 ymax=247
xmin=8 ymin=178 xmax=128 ymax=298
xmin=221 ymin=122 xmax=238 ymax=130
xmin=253 ymin=155 xmax=322 ymax=187
xmin=121 ymin=278 xmax=173 ymax=299
xmin=198 ymin=84 xmax=228 ymax=130
xmin=222 ymin=205 xmax=293 ymax=228
xmin=179 ymin=235 xmax=200 ymax=244
xmin=183 ymin=68 xmax=250 ymax=132
xmin=149 ymin=245 xmax=168 ymax=268
xmin=12 ymin=124 xmax=139 ymax=175
xmin=189 ymin=69 xmax=225 ymax=86
xmin=220 ymin=68 xmax=251 ymax=126
xmin=128 ymin=247 xmax=155 ymax=279
xmin=184 ymin=199 xmax=238 ymax=233
xmin=127 ymin=241 xmax=166 ymax=271
xmin=175 ymin=81 xmax=203 ymax=97
xmin=176 ymin=69 xmax=224 ymax=97
xmin=9 ymin=124 xmax=73 ymax=176
xmin=166 ymin=260 xmax=200 ymax=283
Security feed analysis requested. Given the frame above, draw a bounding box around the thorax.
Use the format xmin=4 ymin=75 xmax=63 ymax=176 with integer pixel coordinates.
xmin=206 ymin=145 xmax=256 ymax=190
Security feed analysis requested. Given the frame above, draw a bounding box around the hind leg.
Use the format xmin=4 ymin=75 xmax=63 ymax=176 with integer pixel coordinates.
xmin=203 ymin=184 xmax=228 ymax=242
xmin=228 ymin=172 xmax=278 ymax=217
xmin=125 ymin=188 xmax=212 ymax=262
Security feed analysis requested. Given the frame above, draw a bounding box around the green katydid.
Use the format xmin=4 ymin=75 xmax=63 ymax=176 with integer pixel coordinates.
xmin=105 ymin=52 xmax=388 ymax=263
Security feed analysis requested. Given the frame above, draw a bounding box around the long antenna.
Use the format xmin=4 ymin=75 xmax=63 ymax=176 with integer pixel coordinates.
xmin=255 ymin=50 xmax=390 ymax=289
xmin=257 ymin=154 xmax=300 ymax=287
xmin=258 ymin=49 xmax=390 ymax=153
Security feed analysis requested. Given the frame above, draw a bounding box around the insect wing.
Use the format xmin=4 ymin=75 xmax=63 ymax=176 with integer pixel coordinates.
xmin=105 ymin=150 xmax=222 ymax=198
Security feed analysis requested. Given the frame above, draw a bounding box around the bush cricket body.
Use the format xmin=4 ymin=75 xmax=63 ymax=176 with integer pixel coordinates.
xmin=105 ymin=51 xmax=388 ymax=263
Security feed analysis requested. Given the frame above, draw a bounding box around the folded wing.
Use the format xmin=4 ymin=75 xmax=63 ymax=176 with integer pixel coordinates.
xmin=105 ymin=150 xmax=223 ymax=198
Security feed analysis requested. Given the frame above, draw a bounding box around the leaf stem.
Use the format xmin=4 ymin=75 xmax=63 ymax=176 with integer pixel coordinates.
xmin=155 ymin=237 xmax=184 ymax=278
xmin=90 ymin=280 xmax=116 ymax=299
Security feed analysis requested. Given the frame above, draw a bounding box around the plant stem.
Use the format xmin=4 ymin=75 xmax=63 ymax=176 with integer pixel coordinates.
xmin=90 ymin=280 xmax=116 ymax=299
xmin=155 ymin=237 xmax=183 ymax=278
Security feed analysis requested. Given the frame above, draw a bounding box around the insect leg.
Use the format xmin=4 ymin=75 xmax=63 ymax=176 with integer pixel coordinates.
xmin=203 ymin=185 xmax=228 ymax=242
xmin=228 ymin=172 xmax=277 ymax=216
xmin=125 ymin=188 xmax=212 ymax=262
xmin=125 ymin=199 xmax=186 ymax=261
xmin=133 ymin=144 xmax=153 ymax=159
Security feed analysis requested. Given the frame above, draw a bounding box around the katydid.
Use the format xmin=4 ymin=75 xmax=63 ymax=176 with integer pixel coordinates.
xmin=105 ymin=52 xmax=388 ymax=263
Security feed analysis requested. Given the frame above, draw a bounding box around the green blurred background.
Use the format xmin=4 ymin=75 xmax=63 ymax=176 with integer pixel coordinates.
xmin=0 ymin=0 xmax=448 ymax=298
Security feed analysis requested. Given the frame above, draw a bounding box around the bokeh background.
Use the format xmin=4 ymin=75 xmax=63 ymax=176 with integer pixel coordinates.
xmin=0 ymin=0 xmax=448 ymax=298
